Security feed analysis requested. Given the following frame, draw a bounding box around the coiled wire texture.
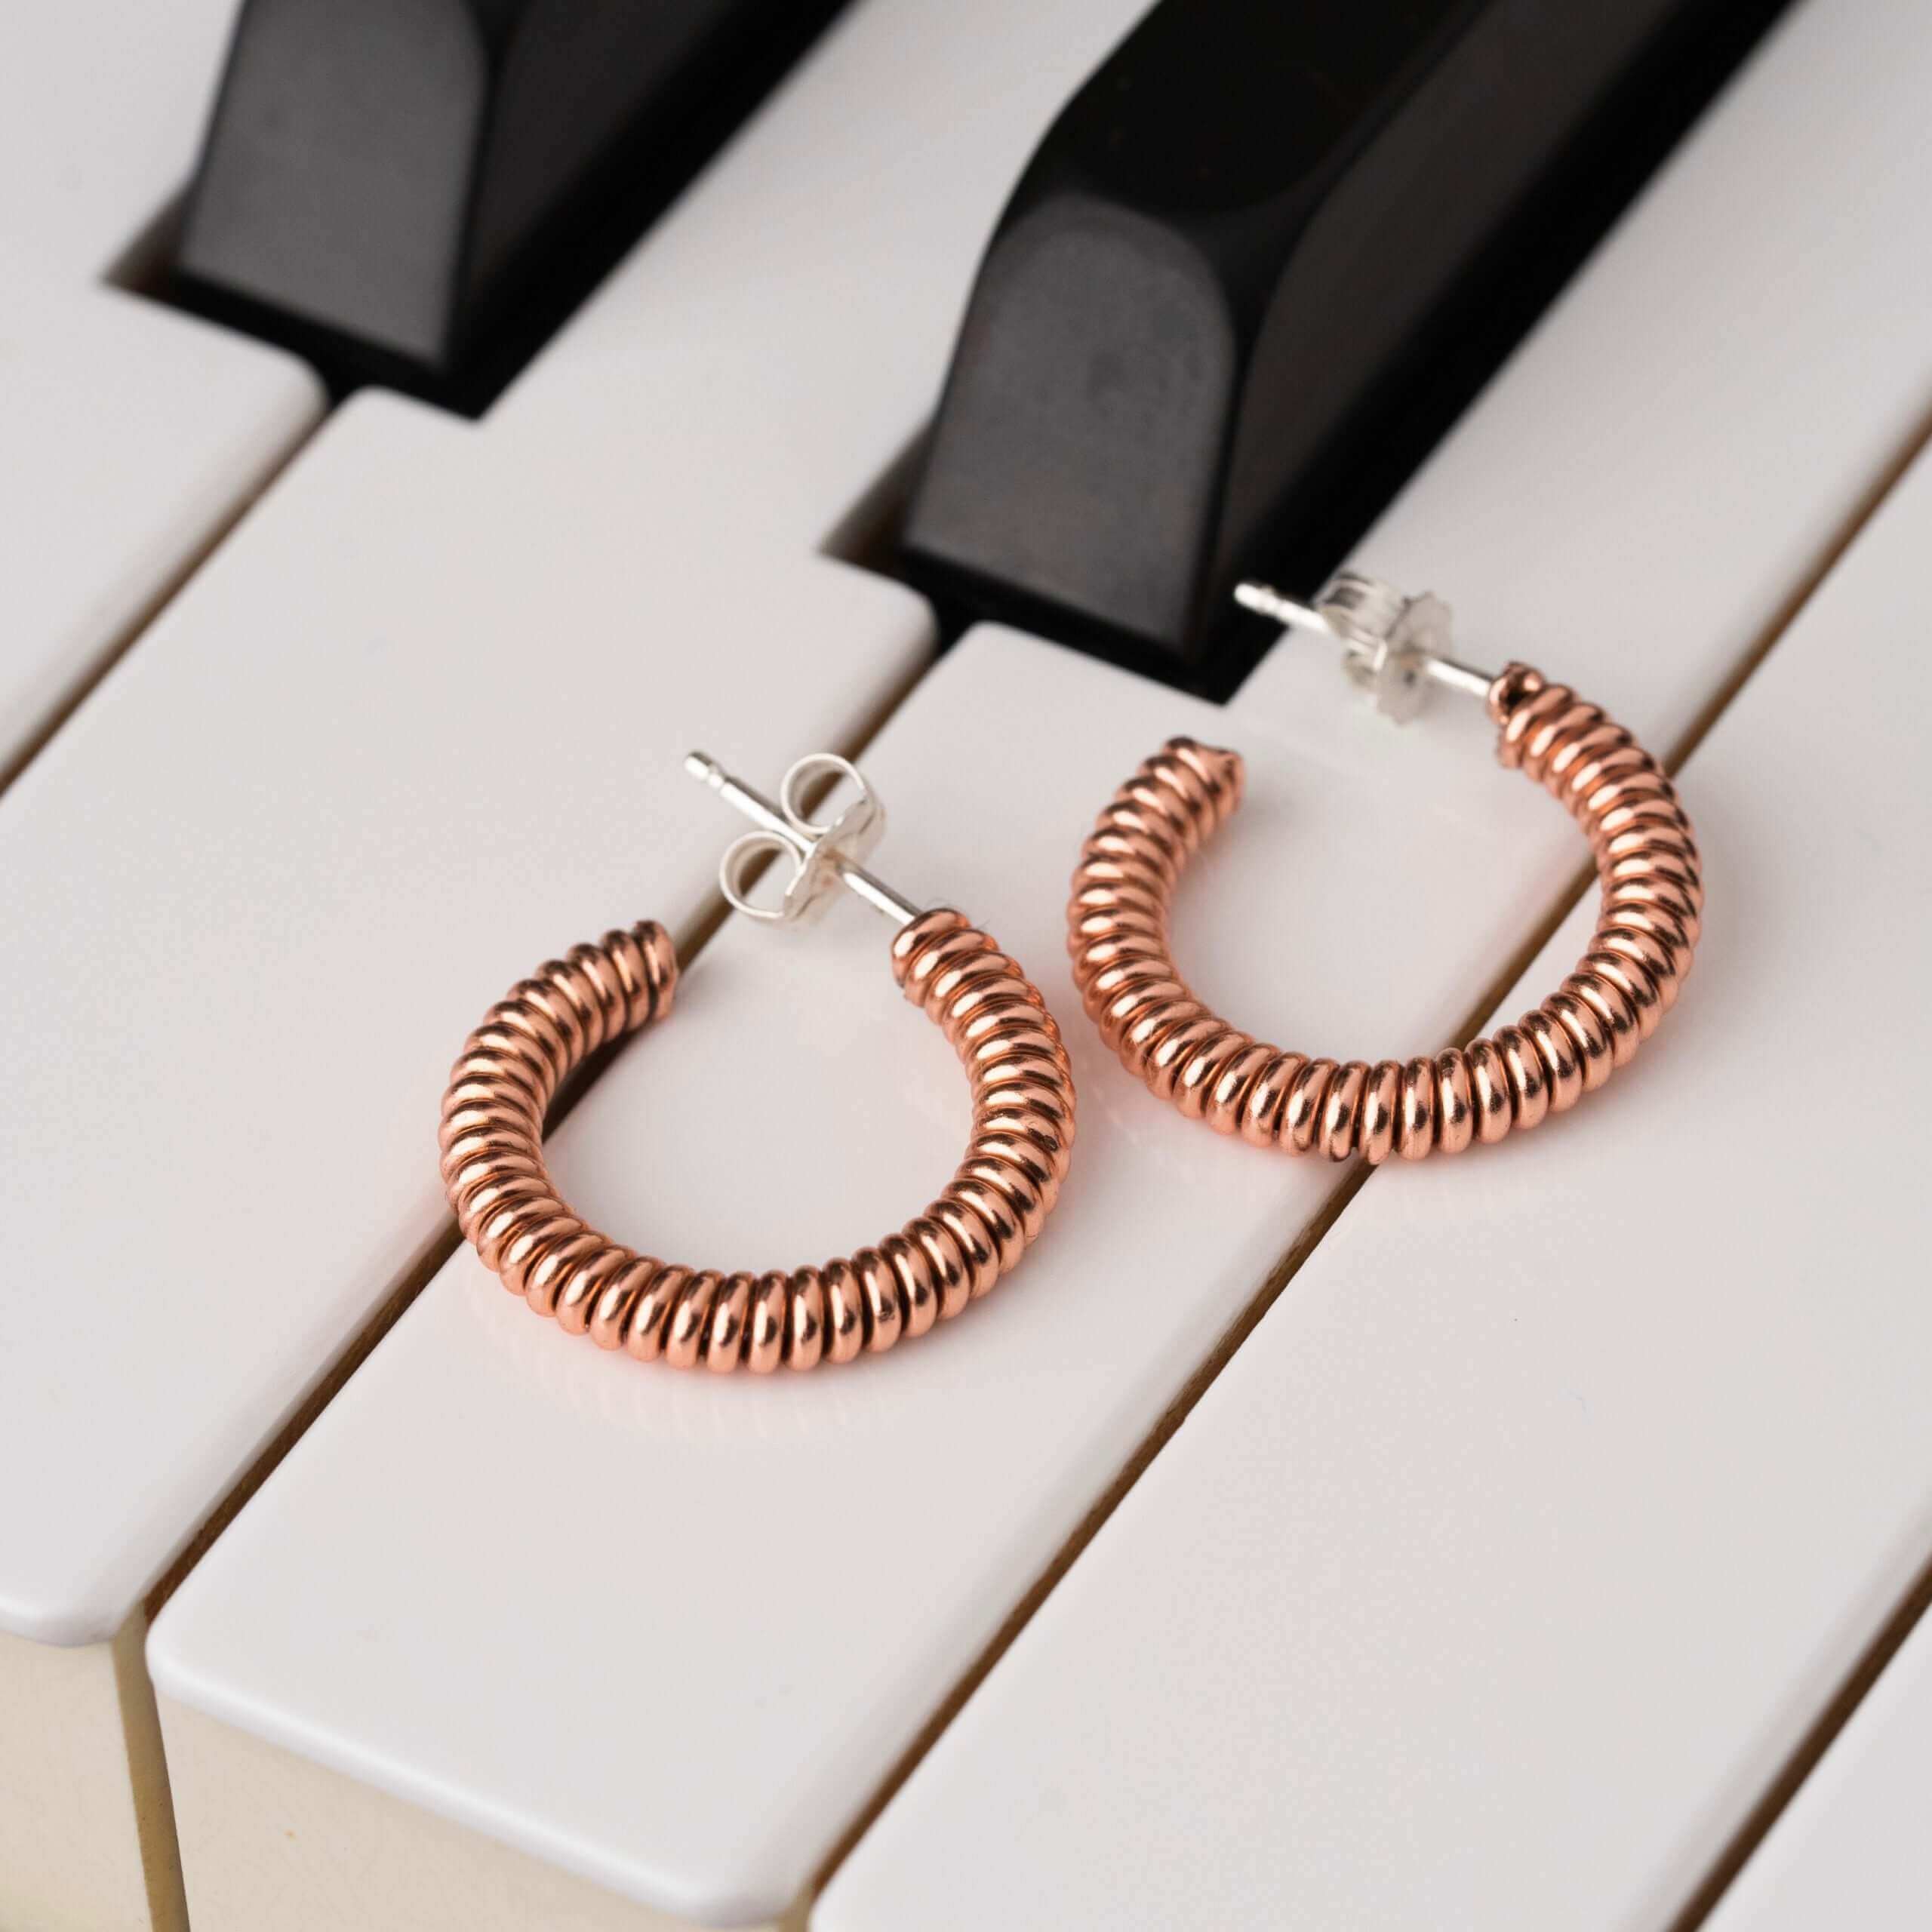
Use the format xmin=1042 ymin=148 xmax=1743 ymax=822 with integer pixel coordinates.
xmin=439 ymin=908 xmax=1075 ymax=1371
xmin=1068 ymin=663 xmax=1701 ymax=1163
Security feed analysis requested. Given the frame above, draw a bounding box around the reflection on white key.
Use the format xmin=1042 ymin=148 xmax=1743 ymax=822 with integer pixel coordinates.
xmin=1703 ymin=1605 xmax=1932 ymax=1931
xmin=816 ymin=432 xmax=1932 ymax=1932
xmin=141 ymin=3 xmax=1932 ymax=1912
xmin=0 ymin=0 xmax=1152 ymax=1924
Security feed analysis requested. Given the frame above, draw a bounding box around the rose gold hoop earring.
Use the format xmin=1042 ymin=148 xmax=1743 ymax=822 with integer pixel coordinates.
xmin=1068 ymin=573 xmax=1702 ymax=1164
xmin=441 ymin=752 xmax=1075 ymax=1371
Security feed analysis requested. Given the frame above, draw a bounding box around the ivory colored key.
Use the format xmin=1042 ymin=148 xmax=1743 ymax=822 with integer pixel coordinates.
xmin=0 ymin=0 xmax=1149 ymax=1924
xmin=816 ymin=423 xmax=1932 ymax=1930
xmin=144 ymin=8 xmax=1932 ymax=1920
xmin=1702 ymin=1607 xmax=1932 ymax=1930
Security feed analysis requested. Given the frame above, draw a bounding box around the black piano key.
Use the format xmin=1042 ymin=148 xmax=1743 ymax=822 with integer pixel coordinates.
xmin=169 ymin=0 xmax=844 ymax=411
xmin=901 ymin=0 xmax=1791 ymax=688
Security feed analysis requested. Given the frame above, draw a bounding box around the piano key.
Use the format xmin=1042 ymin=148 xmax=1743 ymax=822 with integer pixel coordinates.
xmin=0 ymin=256 xmax=321 ymax=784
xmin=0 ymin=0 xmax=1151 ymax=1921
xmin=1703 ymin=1604 xmax=1932 ymax=1931
xmin=900 ymin=0 xmax=1790 ymax=683
xmin=0 ymin=4 xmax=323 ymax=793
xmin=145 ymin=3 xmax=1932 ymax=1919
xmin=814 ymin=412 xmax=1932 ymax=1932
xmin=0 ymin=0 xmax=238 ymax=278
xmin=171 ymin=0 xmax=849 ymax=405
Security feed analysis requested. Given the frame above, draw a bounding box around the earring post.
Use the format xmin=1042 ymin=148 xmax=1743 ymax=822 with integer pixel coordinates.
xmin=1232 ymin=580 xmax=1331 ymax=634
xmin=1235 ymin=576 xmax=1497 ymax=706
xmin=685 ymin=752 xmax=921 ymax=928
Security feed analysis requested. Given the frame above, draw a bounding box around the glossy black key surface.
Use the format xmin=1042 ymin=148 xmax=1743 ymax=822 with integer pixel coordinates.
xmin=902 ymin=0 xmax=1790 ymax=687
xmin=170 ymin=0 xmax=843 ymax=409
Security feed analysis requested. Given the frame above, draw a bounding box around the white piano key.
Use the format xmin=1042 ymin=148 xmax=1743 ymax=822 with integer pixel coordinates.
xmin=0 ymin=0 xmax=322 ymax=817
xmin=0 ymin=256 xmax=321 ymax=780
xmin=1703 ymin=1607 xmax=1932 ymax=1931
xmin=816 ymin=432 xmax=1932 ymax=1932
xmin=143 ymin=0 xmax=1932 ymax=1924
xmin=0 ymin=0 xmax=1151 ymax=1921
xmin=1 ymin=0 xmax=236 ymax=278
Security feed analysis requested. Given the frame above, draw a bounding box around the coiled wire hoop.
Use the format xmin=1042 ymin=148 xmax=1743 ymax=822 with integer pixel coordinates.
xmin=1067 ymin=663 xmax=1701 ymax=1162
xmin=440 ymin=909 xmax=1076 ymax=1370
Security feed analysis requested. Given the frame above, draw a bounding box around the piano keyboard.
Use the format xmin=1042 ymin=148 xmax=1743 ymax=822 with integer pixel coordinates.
xmin=818 ymin=424 xmax=1932 ymax=1932
xmin=2 ymin=0 xmax=1929 ymax=1928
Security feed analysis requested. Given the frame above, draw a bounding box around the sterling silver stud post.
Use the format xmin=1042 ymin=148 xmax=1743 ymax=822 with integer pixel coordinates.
xmin=685 ymin=750 xmax=922 ymax=929
xmin=1235 ymin=571 xmax=1497 ymax=723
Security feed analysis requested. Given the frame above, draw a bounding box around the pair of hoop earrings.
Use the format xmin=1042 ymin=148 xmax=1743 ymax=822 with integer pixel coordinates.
xmin=440 ymin=573 xmax=1702 ymax=1373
